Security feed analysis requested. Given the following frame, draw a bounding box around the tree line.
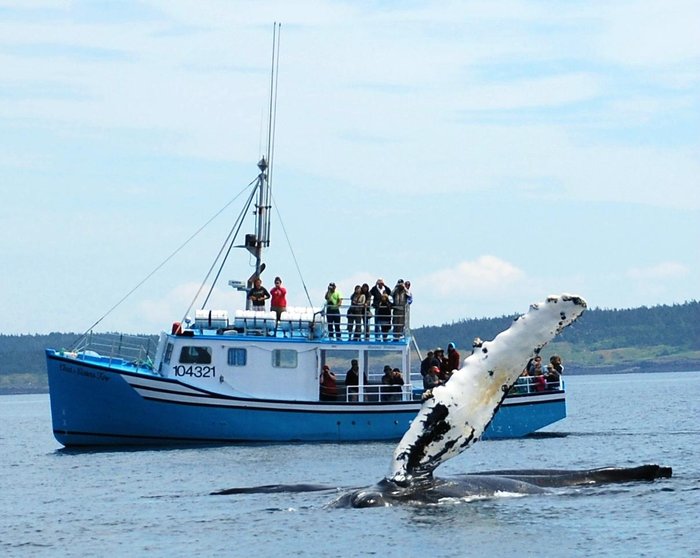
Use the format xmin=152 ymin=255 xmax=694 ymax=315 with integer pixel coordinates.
xmin=412 ymin=300 xmax=700 ymax=363
xmin=1 ymin=300 xmax=698 ymax=379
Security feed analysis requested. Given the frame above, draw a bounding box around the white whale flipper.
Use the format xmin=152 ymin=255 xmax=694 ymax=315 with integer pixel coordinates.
xmin=389 ymin=294 xmax=587 ymax=485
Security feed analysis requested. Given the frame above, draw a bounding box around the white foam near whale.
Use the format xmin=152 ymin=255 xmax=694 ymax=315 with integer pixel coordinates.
xmin=389 ymin=293 xmax=588 ymax=485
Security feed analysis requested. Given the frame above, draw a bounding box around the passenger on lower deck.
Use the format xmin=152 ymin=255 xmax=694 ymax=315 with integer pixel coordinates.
xmin=390 ymin=368 xmax=405 ymax=401
xmin=423 ymin=365 xmax=443 ymax=391
xmin=320 ymin=365 xmax=337 ymax=401
xmin=545 ymin=355 xmax=563 ymax=389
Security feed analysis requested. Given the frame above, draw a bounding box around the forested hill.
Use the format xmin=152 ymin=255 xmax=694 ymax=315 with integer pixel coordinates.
xmin=413 ymin=300 xmax=700 ymax=373
xmin=1 ymin=301 xmax=699 ymax=393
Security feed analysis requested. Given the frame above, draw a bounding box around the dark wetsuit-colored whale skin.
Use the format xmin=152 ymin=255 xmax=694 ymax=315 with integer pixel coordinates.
xmin=210 ymin=465 xmax=673 ymax=508
xmin=327 ymin=465 xmax=673 ymax=508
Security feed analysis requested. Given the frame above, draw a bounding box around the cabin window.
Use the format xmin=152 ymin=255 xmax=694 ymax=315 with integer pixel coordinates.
xmin=271 ymin=349 xmax=297 ymax=368
xmin=179 ymin=346 xmax=212 ymax=365
xmin=163 ymin=343 xmax=174 ymax=364
xmin=227 ymin=348 xmax=247 ymax=366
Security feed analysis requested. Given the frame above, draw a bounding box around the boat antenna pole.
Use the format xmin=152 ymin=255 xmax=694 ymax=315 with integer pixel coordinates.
xmin=246 ymin=22 xmax=281 ymax=304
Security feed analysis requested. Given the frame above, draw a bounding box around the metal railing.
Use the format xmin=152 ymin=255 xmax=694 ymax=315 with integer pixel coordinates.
xmin=321 ymin=302 xmax=411 ymax=342
xmin=321 ymin=383 xmax=417 ymax=403
xmin=73 ymin=331 xmax=158 ymax=369
xmin=509 ymin=375 xmax=563 ymax=394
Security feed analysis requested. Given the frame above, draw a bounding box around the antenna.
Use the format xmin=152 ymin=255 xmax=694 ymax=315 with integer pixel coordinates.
xmin=260 ymin=21 xmax=281 ymax=249
xmin=245 ymin=22 xmax=281 ymax=304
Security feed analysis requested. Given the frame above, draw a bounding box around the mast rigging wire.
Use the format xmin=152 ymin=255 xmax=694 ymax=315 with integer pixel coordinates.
xmin=71 ymin=180 xmax=257 ymax=348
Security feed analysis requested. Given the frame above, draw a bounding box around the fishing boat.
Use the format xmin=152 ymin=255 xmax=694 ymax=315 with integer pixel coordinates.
xmin=44 ymin=146 xmax=567 ymax=447
xmin=45 ymin=30 xmax=566 ymax=447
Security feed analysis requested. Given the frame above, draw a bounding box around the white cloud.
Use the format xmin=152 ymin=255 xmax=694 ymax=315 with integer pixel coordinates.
xmin=421 ymin=256 xmax=524 ymax=297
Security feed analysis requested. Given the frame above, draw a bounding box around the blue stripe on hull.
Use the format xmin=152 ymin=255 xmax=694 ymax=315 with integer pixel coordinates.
xmin=46 ymin=352 xmax=565 ymax=447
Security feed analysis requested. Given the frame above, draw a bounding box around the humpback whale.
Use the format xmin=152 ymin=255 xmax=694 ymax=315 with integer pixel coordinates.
xmin=211 ymin=294 xmax=673 ymax=507
xmin=328 ymin=465 xmax=673 ymax=508
xmin=212 ymin=465 xmax=673 ymax=508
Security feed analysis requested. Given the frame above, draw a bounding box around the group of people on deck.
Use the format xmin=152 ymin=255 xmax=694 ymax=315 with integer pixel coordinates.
xmin=520 ymin=354 xmax=564 ymax=391
xmin=319 ymin=359 xmax=405 ymax=402
xmin=325 ymin=278 xmax=412 ymax=341
xmin=420 ymin=343 xmax=461 ymax=391
xmin=246 ymin=275 xmax=413 ymax=342
xmin=247 ymin=276 xmax=287 ymax=319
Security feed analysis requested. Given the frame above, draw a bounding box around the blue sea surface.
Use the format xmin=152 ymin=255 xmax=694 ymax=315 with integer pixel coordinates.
xmin=1 ymin=371 xmax=699 ymax=557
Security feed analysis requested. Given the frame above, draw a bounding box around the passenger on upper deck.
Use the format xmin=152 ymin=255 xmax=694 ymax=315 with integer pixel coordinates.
xmin=347 ymin=285 xmax=366 ymax=341
xmin=375 ymin=294 xmax=392 ymax=341
xmin=391 ymin=279 xmax=408 ymax=340
xmin=404 ymin=280 xmax=413 ymax=305
xmin=370 ymin=278 xmax=391 ymax=337
xmin=269 ymin=276 xmax=287 ymax=320
xmin=360 ymin=283 xmax=371 ymax=340
xmin=248 ymin=277 xmax=270 ymax=311
xmin=325 ymin=282 xmax=342 ymax=340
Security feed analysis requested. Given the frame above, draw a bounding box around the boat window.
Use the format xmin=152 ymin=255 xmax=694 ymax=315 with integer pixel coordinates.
xmin=271 ymin=349 xmax=297 ymax=368
xmin=179 ymin=346 xmax=212 ymax=365
xmin=164 ymin=343 xmax=174 ymax=364
xmin=227 ymin=348 xmax=247 ymax=366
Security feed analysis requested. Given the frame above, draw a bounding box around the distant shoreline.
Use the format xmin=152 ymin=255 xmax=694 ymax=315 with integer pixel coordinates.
xmin=4 ymin=363 xmax=699 ymax=396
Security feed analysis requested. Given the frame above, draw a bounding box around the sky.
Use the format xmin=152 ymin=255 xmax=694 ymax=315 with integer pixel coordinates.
xmin=1 ymin=0 xmax=698 ymax=335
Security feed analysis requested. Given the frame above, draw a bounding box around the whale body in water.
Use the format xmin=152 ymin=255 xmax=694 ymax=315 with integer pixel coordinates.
xmin=212 ymin=465 xmax=673 ymax=508
xmin=212 ymin=294 xmax=673 ymax=507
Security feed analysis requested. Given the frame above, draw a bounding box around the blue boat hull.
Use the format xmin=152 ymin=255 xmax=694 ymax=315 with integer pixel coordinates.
xmin=46 ymin=351 xmax=565 ymax=447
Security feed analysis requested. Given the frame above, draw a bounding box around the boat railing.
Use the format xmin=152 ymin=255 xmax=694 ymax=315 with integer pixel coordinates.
xmin=320 ymin=301 xmax=411 ymax=342
xmin=331 ymin=383 xmax=418 ymax=403
xmin=214 ymin=302 xmax=411 ymax=343
xmin=72 ymin=331 xmax=158 ymax=370
xmin=510 ymin=375 xmax=563 ymax=394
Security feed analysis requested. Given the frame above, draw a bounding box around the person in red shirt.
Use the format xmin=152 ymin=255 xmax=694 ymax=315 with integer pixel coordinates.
xmin=270 ymin=276 xmax=287 ymax=320
xmin=447 ymin=342 xmax=461 ymax=372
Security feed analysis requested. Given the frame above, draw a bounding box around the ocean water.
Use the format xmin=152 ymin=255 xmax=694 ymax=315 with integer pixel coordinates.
xmin=1 ymin=371 xmax=699 ymax=557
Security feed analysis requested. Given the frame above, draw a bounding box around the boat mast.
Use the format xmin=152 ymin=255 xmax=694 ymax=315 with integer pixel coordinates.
xmin=245 ymin=23 xmax=281 ymax=303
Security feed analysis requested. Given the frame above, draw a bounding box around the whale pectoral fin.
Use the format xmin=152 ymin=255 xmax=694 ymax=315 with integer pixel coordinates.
xmin=389 ymin=294 xmax=588 ymax=484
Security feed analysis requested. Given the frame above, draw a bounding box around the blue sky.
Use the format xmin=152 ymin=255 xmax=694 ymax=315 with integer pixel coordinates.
xmin=1 ymin=0 xmax=698 ymax=335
